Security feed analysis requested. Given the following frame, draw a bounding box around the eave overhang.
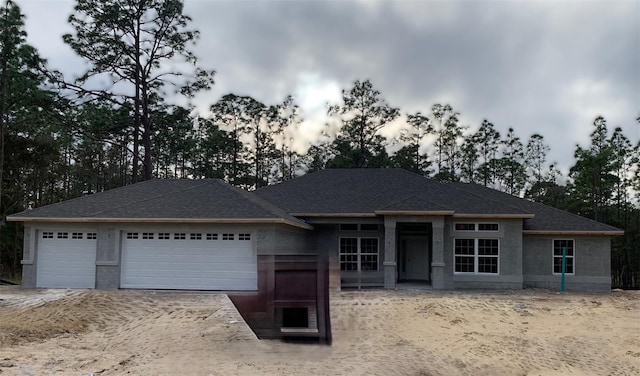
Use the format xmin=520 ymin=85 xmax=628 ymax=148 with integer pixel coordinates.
xmin=523 ymin=230 xmax=624 ymax=236
xmin=6 ymin=216 xmax=313 ymax=230
xmin=374 ymin=210 xmax=455 ymax=216
xmin=452 ymin=213 xmax=535 ymax=219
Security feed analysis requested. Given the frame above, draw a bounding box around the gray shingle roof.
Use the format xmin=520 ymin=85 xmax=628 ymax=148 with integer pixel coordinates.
xmin=448 ymin=182 xmax=622 ymax=233
xmin=8 ymin=179 xmax=311 ymax=229
xmin=256 ymin=169 xmax=621 ymax=233
xmin=255 ymin=169 xmax=529 ymax=216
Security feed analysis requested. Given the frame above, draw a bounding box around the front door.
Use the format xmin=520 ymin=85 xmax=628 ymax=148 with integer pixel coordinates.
xmin=399 ymin=237 xmax=429 ymax=281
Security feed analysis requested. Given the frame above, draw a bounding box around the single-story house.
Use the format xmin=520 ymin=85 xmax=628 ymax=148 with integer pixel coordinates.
xmin=8 ymin=168 xmax=622 ymax=291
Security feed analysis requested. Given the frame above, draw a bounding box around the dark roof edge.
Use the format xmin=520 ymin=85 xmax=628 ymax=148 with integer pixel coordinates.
xmin=523 ymin=230 xmax=624 ymax=236
xmin=6 ymin=216 xmax=313 ymax=230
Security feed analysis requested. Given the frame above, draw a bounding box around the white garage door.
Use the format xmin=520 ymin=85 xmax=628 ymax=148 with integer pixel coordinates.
xmin=37 ymin=230 xmax=97 ymax=288
xmin=121 ymin=230 xmax=256 ymax=290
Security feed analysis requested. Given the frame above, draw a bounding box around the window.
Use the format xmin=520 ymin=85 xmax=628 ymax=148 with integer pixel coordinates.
xmin=142 ymin=232 xmax=154 ymax=240
xmin=454 ymin=238 xmax=499 ymax=274
xmin=57 ymin=232 xmax=69 ymax=239
xmin=239 ymin=233 xmax=251 ymax=240
xmin=72 ymin=232 xmax=83 ymax=239
xmin=478 ymin=223 xmax=499 ymax=232
xmin=126 ymin=232 xmax=138 ymax=239
xmin=339 ymin=223 xmax=381 ymax=232
xmin=158 ymin=233 xmax=170 ymax=240
xmin=222 ymin=233 xmax=234 ymax=240
xmin=174 ymin=233 xmax=186 ymax=240
xmin=86 ymin=233 xmax=97 ymax=240
xmin=455 ymin=223 xmax=476 ymax=231
xmin=190 ymin=233 xmax=202 ymax=240
xmin=206 ymin=233 xmax=218 ymax=240
xmin=553 ymin=239 xmax=574 ymax=275
xmin=339 ymin=237 xmax=379 ymax=271
xmin=455 ymin=223 xmax=499 ymax=232
xmin=339 ymin=224 xmax=358 ymax=231
xmin=42 ymin=232 xmax=54 ymax=239
xmin=360 ymin=224 xmax=379 ymax=232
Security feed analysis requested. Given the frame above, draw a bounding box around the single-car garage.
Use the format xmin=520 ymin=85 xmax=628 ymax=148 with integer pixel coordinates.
xmin=120 ymin=230 xmax=257 ymax=290
xmin=36 ymin=230 xmax=97 ymax=288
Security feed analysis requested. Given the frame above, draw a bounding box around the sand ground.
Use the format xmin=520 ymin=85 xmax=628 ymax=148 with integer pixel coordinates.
xmin=0 ymin=286 xmax=638 ymax=376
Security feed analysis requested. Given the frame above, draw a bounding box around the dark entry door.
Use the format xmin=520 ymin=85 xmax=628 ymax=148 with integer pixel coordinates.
xmin=399 ymin=237 xmax=429 ymax=281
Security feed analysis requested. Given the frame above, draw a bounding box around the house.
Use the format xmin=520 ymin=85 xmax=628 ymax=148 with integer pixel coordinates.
xmin=8 ymin=168 xmax=622 ymax=292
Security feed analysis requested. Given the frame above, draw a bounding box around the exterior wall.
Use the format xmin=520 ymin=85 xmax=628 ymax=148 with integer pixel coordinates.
xmin=96 ymin=226 xmax=119 ymax=289
xmin=20 ymin=225 xmax=36 ymax=288
xmin=303 ymin=218 xmax=386 ymax=289
xmin=523 ymin=235 xmax=611 ymax=291
xmin=446 ymin=218 xmax=524 ymax=289
xmin=256 ymin=225 xmax=310 ymax=256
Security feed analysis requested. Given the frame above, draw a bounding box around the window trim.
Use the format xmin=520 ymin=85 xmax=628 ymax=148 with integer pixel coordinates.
xmin=338 ymin=223 xmax=382 ymax=232
xmin=453 ymin=238 xmax=500 ymax=275
xmin=552 ymin=239 xmax=575 ymax=276
xmin=454 ymin=222 xmax=499 ymax=232
xmin=338 ymin=236 xmax=380 ymax=272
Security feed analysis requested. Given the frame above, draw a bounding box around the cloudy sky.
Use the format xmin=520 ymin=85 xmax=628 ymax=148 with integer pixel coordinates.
xmin=16 ymin=0 xmax=640 ymax=172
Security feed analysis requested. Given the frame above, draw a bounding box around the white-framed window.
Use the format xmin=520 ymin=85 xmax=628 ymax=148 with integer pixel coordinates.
xmin=158 ymin=233 xmax=170 ymax=240
xmin=223 ymin=233 xmax=234 ymax=240
xmin=454 ymin=222 xmax=499 ymax=232
xmin=42 ymin=231 xmax=54 ymax=239
xmin=126 ymin=232 xmax=138 ymax=239
xmin=57 ymin=232 xmax=69 ymax=239
xmin=553 ymin=239 xmax=574 ymax=275
xmin=339 ymin=223 xmax=381 ymax=232
xmin=72 ymin=232 xmax=83 ymax=239
xmin=87 ymin=233 xmax=97 ymax=240
xmin=238 ymin=233 xmax=251 ymax=240
xmin=142 ymin=232 xmax=154 ymax=240
xmin=454 ymin=238 xmax=499 ymax=274
xmin=174 ymin=233 xmax=186 ymax=240
xmin=339 ymin=237 xmax=379 ymax=271
xmin=190 ymin=233 xmax=202 ymax=240
xmin=206 ymin=233 xmax=218 ymax=240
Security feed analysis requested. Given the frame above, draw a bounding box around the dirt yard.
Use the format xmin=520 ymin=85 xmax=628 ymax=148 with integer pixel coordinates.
xmin=0 ymin=286 xmax=638 ymax=376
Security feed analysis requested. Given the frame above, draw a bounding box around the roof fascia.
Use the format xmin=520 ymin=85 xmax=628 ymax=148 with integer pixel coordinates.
xmin=289 ymin=213 xmax=378 ymax=218
xmin=7 ymin=217 xmax=313 ymax=230
xmin=374 ymin=210 xmax=454 ymax=216
xmin=523 ymin=230 xmax=624 ymax=236
xmin=452 ymin=213 xmax=535 ymax=219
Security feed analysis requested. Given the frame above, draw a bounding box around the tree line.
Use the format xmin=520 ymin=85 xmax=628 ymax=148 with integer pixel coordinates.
xmin=0 ymin=0 xmax=638 ymax=288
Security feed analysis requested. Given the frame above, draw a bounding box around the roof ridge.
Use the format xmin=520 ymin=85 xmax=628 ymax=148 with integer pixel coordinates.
xmin=87 ymin=179 xmax=212 ymax=217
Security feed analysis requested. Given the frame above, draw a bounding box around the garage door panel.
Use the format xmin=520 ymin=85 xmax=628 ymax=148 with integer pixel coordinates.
xmin=121 ymin=231 xmax=257 ymax=290
xmin=37 ymin=233 xmax=97 ymax=288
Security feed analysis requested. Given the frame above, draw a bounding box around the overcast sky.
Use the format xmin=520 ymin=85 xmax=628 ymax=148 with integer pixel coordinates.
xmin=16 ymin=0 xmax=640 ymax=172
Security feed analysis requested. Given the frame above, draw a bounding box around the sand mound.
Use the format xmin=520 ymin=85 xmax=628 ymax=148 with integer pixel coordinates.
xmin=0 ymin=287 xmax=638 ymax=375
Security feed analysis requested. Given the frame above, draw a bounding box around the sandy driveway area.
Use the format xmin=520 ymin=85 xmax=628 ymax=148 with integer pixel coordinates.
xmin=0 ymin=286 xmax=638 ymax=375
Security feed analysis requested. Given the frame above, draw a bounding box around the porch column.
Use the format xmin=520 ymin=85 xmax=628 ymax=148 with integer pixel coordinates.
xmin=431 ymin=218 xmax=445 ymax=289
xmin=383 ymin=218 xmax=397 ymax=289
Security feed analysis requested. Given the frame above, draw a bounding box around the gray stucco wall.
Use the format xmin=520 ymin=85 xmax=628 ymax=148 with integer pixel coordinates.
xmin=21 ymin=225 xmax=36 ymax=288
xmin=256 ymin=225 xmax=310 ymax=255
xmin=523 ymin=235 xmax=611 ymax=291
xmin=95 ymin=226 xmax=119 ymax=289
xmin=446 ymin=218 xmax=524 ymax=289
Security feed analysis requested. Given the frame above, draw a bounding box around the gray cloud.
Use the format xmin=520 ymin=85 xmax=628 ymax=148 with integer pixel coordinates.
xmin=17 ymin=0 xmax=640 ymax=171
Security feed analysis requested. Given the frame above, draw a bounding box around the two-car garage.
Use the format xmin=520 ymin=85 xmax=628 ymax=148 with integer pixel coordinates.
xmin=34 ymin=228 xmax=257 ymax=291
xmin=120 ymin=230 xmax=256 ymax=290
